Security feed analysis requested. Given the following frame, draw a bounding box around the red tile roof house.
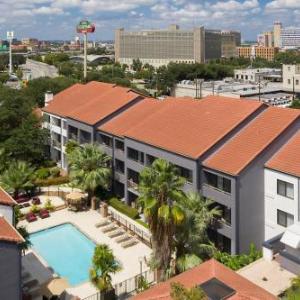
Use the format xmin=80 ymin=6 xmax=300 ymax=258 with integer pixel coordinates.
xmin=0 ymin=188 xmax=24 ymax=300
xmin=132 ymin=259 xmax=276 ymax=300
xmin=42 ymin=81 xmax=145 ymax=169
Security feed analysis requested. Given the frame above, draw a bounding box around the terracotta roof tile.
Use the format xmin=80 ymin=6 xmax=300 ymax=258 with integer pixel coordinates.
xmin=266 ymin=130 xmax=300 ymax=177
xmin=0 ymin=217 xmax=24 ymax=244
xmin=0 ymin=187 xmax=16 ymax=206
xmin=132 ymin=259 xmax=276 ymax=300
xmin=98 ymin=98 xmax=163 ymax=137
xmin=204 ymin=107 xmax=300 ymax=176
xmin=124 ymin=96 xmax=265 ymax=159
xmin=42 ymin=81 xmax=141 ymax=125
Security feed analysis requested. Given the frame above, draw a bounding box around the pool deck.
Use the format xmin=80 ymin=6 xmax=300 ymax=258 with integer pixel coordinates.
xmin=19 ymin=208 xmax=152 ymax=299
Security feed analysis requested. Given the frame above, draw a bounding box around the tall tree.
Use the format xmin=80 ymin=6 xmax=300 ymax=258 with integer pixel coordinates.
xmin=170 ymin=283 xmax=207 ymax=300
xmin=0 ymin=161 xmax=35 ymax=198
xmin=67 ymin=144 xmax=111 ymax=202
xmin=175 ymin=192 xmax=221 ymax=273
xmin=90 ymin=244 xmax=121 ymax=292
xmin=138 ymin=159 xmax=186 ymax=281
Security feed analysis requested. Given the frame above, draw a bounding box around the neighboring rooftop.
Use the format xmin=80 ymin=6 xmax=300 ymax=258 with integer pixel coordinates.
xmin=132 ymin=259 xmax=276 ymax=300
xmin=0 ymin=216 xmax=24 ymax=244
xmin=204 ymin=106 xmax=300 ymax=176
xmin=265 ymin=131 xmax=300 ymax=177
xmin=99 ymin=98 xmax=162 ymax=137
xmin=125 ymin=96 xmax=265 ymax=159
xmin=0 ymin=187 xmax=16 ymax=206
xmin=43 ymin=81 xmax=141 ymax=125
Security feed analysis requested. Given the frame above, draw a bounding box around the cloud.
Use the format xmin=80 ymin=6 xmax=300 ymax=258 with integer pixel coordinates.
xmin=33 ymin=6 xmax=64 ymax=15
xmin=266 ymin=0 xmax=300 ymax=10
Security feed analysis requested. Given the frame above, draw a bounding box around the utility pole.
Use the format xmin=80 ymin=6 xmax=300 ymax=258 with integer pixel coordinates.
xmin=76 ymin=20 xmax=95 ymax=80
xmin=258 ymin=75 xmax=261 ymax=101
xmin=293 ymin=76 xmax=295 ymax=101
xmin=7 ymin=31 xmax=14 ymax=75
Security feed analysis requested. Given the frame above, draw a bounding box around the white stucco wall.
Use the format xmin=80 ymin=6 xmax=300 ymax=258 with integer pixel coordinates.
xmin=0 ymin=205 xmax=13 ymax=225
xmin=265 ymin=168 xmax=299 ymax=240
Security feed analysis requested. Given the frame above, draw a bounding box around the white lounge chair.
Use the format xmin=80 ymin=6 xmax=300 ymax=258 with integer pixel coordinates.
xmin=107 ymin=229 xmax=125 ymax=238
xmin=121 ymin=238 xmax=139 ymax=248
xmin=102 ymin=224 xmax=117 ymax=233
xmin=115 ymin=234 xmax=131 ymax=243
xmin=95 ymin=219 xmax=110 ymax=228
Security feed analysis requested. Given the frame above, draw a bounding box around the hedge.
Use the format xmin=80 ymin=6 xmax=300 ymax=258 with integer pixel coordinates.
xmin=35 ymin=176 xmax=70 ymax=187
xmin=108 ymin=198 xmax=139 ymax=220
xmin=136 ymin=219 xmax=149 ymax=229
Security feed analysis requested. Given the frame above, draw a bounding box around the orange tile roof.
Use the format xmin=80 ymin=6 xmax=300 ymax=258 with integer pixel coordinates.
xmin=43 ymin=81 xmax=141 ymax=125
xmin=132 ymin=259 xmax=276 ymax=300
xmin=0 ymin=187 xmax=16 ymax=206
xmin=204 ymin=107 xmax=300 ymax=176
xmin=0 ymin=217 xmax=24 ymax=244
xmin=98 ymin=98 xmax=163 ymax=137
xmin=266 ymin=130 xmax=300 ymax=177
xmin=124 ymin=96 xmax=265 ymax=159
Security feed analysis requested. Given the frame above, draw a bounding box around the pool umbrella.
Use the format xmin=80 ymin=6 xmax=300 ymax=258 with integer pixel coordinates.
xmin=41 ymin=277 xmax=70 ymax=297
xmin=66 ymin=192 xmax=86 ymax=210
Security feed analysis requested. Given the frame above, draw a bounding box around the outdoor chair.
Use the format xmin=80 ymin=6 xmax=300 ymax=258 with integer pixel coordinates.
xmin=95 ymin=219 xmax=110 ymax=228
xmin=101 ymin=224 xmax=117 ymax=233
xmin=32 ymin=197 xmax=41 ymax=205
xmin=26 ymin=212 xmax=37 ymax=222
xmin=107 ymin=229 xmax=125 ymax=238
xmin=39 ymin=209 xmax=50 ymax=219
xmin=121 ymin=238 xmax=139 ymax=248
xmin=115 ymin=234 xmax=131 ymax=243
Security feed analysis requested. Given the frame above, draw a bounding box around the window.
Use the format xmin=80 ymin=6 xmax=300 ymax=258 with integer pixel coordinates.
xmin=277 ymin=210 xmax=294 ymax=227
xmin=288 ymin=79 xmax=291 ymax=85
xmin=43 ymin=113 xmax=50 ymax=123
xmin=115 ymin=140 xmax=124 ymax=151
xmin=277 ymin=180 xmax=294 ymax=199
xmin=205 ymin=172 xmax=231 ymax=193
xmin=99 ymin=134 xmax=112 ymax=148
xmin=296 ymin=79 xmax=299 ymax=85
xmin=146 ymin=154 xmax=157 ymax=166
xmin=127 ymin=147 xmax=144 ymax=164
xmin=176 ymin=165 xmax=193 ymax=183
xmin=115 ymin=159 xmax=124 ymax=174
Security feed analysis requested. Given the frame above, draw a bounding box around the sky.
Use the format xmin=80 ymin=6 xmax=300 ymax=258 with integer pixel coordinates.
xmin=0 ymin=0 xmax=300 ymax=41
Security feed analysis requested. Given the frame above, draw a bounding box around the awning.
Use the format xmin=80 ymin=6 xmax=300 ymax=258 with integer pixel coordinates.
xmin=280 ymin=223 xmax=300 ymax=249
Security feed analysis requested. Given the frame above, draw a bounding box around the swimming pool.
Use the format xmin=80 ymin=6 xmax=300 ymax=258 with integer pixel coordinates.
xmin=30 ymin=223 xmax=96 ymax=286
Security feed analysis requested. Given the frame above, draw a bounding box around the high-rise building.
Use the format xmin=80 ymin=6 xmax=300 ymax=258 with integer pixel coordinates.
xmin=281 ymin=27 xmax=300 ymax=49
xmin=273 ymin=21 xmax=282 ymax=48
xmin=115 ymin=25 xmax=227 ymax=67
xmin=257 ymin=31 xmax=273 ymax=47
xmin=221 ymin=30 xmax=241 ymax=58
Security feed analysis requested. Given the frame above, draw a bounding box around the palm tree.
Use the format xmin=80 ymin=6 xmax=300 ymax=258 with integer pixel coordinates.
xmin=174 ymin=192 xmax=221 ymax=273
xmin=67 ymin=144 xmax=111 ymax=203
xmin=17 ymin=226 xmax=32 ymax=255
xmin=0 ymin=161 xmax=35 ymax=198
xmin=90 ymin=244 xmax=121 ymax=293
xmin=138 ymin=159 xmax=186 ymax=281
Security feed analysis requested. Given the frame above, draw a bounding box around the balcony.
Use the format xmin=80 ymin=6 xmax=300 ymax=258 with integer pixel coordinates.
xmin=52 ymin=139 xmax=61 ymax=149
xmin=69 ymin=133 xmax=78 ymax=141
xmin=202 ymin=183 xmax=232 ymax=206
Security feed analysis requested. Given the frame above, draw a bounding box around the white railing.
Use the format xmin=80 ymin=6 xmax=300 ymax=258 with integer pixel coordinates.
xmin=108 ymin=206 xmax=152 ymax=245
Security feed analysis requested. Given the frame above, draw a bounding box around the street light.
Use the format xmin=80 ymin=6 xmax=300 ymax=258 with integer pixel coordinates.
xmin=138 ymin=256 xmax=143 ymax=277
xmin=7 ymin=31 xmax=14 ymax=75
xmin=76 ymin=20 xmax=95 ymax=80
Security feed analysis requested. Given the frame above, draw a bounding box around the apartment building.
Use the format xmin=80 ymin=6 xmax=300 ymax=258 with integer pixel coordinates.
xmin=282 ymin=64 xmax=300 ymax=93
xmin=264 ymin=131 xmax=300 ymax=240
xmin=42 ymin=81 xmax=144 ymax=169
xmin=221 ymin=30 xmax=241 ymax=58
xmin=43 ymin=82 xmax=300 ymax=255
xmin=237 ymin=46 xmax=279 ymax=61
xmin=0 ymin=188 xmax=23 ymax=300
xmin=115 ymin=25 xmax=229 ymax=67
xmin=234 ymin=68 xmax=282 ymax=82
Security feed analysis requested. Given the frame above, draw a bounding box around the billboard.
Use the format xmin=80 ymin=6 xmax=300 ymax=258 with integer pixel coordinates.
xmin=7 ymin=31 xmax=14 ymax=39
xmin=76 ymin=20 xmax=95 ymax=34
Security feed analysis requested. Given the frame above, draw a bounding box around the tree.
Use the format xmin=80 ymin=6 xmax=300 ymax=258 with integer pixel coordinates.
xmin=17 ymin=226 xmax=32 ymax=255
xmin=175 ymin=192 xmax=221 ymax=273
xmin=67 ymin=144 xmax=111 ymax=202
xmin=290 ymin=99 xmax=300 ymax=109
xmin=132 ymin=59 xmax=143 ymax=72
xmin=138 ymin=159 xmax=186 ymax=281
xmin=0 ymin=161 xmax=35 ymax=198
xmin=170 ymin=283 xmax=207 ymax=300
xmin=90 ymin=244 xmax=121 ymax=292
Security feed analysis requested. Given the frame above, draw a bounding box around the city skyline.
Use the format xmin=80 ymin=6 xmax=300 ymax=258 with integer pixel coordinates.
xmin=0 ymin=0 xmax=300 ymax=41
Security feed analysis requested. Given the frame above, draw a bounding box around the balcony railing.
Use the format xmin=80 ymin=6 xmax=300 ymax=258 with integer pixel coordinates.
xmin=69 ymin=133 xmax=78 ymax=141
xmin=128 ymin=179 xmax=139 ymax=191
xmin=52 ymin=140 xmax=61 ymax=148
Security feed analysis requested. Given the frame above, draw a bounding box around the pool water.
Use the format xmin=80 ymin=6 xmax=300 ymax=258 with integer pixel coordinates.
xmin=30 ymin=223 xmax=96 ymax=286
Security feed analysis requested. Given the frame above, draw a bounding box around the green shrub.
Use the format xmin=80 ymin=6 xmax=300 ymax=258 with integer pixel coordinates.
xmin=50 ymin=167 xmax=60 ymax=178
xmin=108 ymin=198 xmax=139 ymax=219
xmin=30 ymin=204 xmax=41 ymax=214
xmin=214 ymin=243 xmax=262 ymax=271
xmin=44 ymin=199 xmax=55 ymax=212
xmin=43 ymin=160 xmax=57 ymax=168
xmin=136 ymin=219 xmax=149 ymax=228
xmin=35 ymin=168 xmax=51 ymax=180
xmin=35 ymin=176 xmax=69 ymax=187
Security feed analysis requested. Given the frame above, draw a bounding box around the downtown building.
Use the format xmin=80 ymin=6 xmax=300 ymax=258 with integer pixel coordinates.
xmin=42 ymin=81 xmax=300 ymax=256
xmin=115 ymin=25 xmax=240 ymax=67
